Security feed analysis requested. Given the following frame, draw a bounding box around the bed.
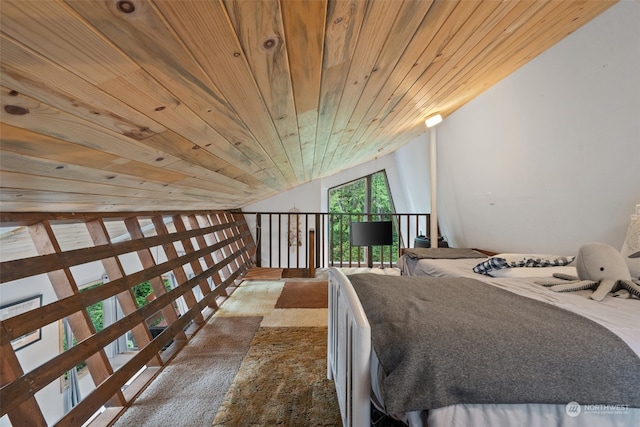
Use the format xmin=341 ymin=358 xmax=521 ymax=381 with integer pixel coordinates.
xmin=327 ymin=252 xmax=640 ymax=427
xmin=396 ymin=247 xmax=578 ymax=279
xmin=396 ymin=247 xmax=488 ymax=278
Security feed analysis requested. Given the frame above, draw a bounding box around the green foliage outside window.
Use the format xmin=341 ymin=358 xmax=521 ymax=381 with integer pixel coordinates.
xmin=328 ymin=171 xmax=398 ymax=264
xmin=133 ymin=281 xmax=154 ymax=308
xmin=329 ymin=178 xmax=365 ymax=213
xmin=371 ymin=172 xmax=392 ymax=214
xmin=132 ymin=279 xmax=173 ymax=330
xmin=64 ymin=279 xmax=171 ymax=362
xmin=63 ymin=283 xmax=104 ymax=373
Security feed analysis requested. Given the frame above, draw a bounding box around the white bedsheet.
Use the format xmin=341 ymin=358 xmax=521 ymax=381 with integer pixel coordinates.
xmin=372 ymin=257 xmax=640 ymax=427
xmin=427 ymin=402 xmax=640 ymax=427
xmin=397 ymin=255 xmax=484 ymax=278
xmin=397 ymin=255 xmax=639 ymax=355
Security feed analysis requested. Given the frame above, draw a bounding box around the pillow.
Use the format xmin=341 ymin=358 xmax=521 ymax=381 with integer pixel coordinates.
xmin=620 ymin=212 xmax=640 ymax=280
xmin=473 ymin=253 xmax=575 ymax=275
xmin=488 ymin=266 xmax=577 ymax=278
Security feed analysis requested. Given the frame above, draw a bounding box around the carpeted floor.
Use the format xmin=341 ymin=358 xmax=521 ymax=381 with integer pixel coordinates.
xmin=114 ymin=267 xmax=405 ymax=426
xmin=275 ymin=281 xmax=328 ymax=308
xmin=213 ymin=280 xmax=285 ymax=318
xmin=212 ymin=327 xmax=341 ymax=426
xmin=113 ymin=316 xmax=262 ymax=427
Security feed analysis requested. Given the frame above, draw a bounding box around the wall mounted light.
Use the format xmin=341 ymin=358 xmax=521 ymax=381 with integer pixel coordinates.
xmin=425 ymin=113 xmax=443 ymax=128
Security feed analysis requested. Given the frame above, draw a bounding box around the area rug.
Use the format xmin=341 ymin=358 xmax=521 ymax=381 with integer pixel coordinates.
xmin=113 ymin=316 xmax=262 ymax=427
xmin=275 ymin=281 xmax=328 ymax=308
xmin=261 ymin=308 xmax=327 ymax=328
xmin=282 ymin=268 xmax=312 ymax=278
xmin=243 ymin=267 xmax=283 ymax=280
xmin=214 ymin=280 xmax=284 ymax=317
xmin=212 ymin=327 xmax=341 ymax=426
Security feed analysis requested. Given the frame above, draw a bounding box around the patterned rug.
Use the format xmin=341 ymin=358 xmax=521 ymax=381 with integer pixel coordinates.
xmin=212 ymin=327 xmax=341 ymax=426
xmin=112 ymin=317 xmax=262 ymax=427
xmin=275 ymin=281 xmax=328 ymax=308
xmin=243 ymin=267 xmax=283 ymax=280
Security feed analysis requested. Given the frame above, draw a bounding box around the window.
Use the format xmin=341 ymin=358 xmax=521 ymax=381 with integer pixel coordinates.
xmin=328 ymin=170 xmax=398 ymax=265
xmin=329 ymin=170 xmax=395 ymax=214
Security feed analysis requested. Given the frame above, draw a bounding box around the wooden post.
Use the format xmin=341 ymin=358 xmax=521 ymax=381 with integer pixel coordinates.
xmin=309 ymin=229 xmax=316 ymax=278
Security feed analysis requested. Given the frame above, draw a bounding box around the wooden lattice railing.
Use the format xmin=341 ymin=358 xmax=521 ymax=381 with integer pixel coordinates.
xmin=0 ymin=210 xmax=255 ymax=426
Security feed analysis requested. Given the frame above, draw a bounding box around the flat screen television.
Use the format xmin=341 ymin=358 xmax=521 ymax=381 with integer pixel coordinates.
xmin=350 ymin=221 xmax=393 ymax=246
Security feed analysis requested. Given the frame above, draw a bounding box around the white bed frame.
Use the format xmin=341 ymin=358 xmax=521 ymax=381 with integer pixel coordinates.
xmin=327 ymin=267 xmax=371 ymax=427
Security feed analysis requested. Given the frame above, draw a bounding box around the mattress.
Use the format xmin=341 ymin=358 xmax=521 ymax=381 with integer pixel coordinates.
xmin=397 ymin=254 xmax=485 ymax=278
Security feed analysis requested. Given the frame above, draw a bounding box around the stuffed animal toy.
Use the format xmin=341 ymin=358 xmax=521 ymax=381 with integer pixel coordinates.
xmin=536 ymin=242 xmax=640 ymax=301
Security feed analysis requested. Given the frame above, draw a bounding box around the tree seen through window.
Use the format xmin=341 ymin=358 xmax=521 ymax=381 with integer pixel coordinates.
xmin=328 ymin=170 xmax=398 ymax=265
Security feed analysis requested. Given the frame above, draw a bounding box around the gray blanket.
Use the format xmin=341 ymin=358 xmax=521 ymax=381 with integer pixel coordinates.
xmin=349 ymin=274 xmax=640 ymax=414
xmin=403 ymin=247 xmax=485 ymax=259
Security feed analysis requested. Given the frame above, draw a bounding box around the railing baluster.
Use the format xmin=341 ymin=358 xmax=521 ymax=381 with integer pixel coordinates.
xmin=329 ymin=214 xmax=333 ymax=267
xmin=268 ymin=213 xmax=272 ymax=268
xmin=256 ymin=214 xmax=263 ymax=267
xmin=242 ymin=212 xmax=431 ymax=269
xmin=339 ymin=215 xmax=343 ymax=268
xmin=405 ymin=214 xmax=410 ymax=250
xmin=315 ymin=215 xmax=320 ymax=269
xmin=277 ymin=214 xmax=281 ymax=268
xmin=303 ymin=214 xmax=308 ymax=270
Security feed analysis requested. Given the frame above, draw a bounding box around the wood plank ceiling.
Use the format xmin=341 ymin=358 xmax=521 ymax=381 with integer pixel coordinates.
xmin=0 ymin=0 xmax=615 ymax=213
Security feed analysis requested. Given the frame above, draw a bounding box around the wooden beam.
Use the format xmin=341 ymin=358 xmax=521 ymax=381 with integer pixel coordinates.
xmin=1 ymin=233 xmax=247 ymax=342
xmin=123 ymin=217 xmax=186 ymax=342
xmin=0 ymin=323 xmax=47 ymax=425
xmin=84 ymin=218 xmax=162 ymax=367
xmin=151 ymin=216 xmax=204 ymax=326
xmin=28 ymin=221 xmax=125 ymax=408
xmin=0 ymin=217 xmax=243 ymax=283
xmin=206 ymin=213 xmax=237 ymax=282
xmin=0 ymin=209 xmax=255 ymax=425
xmin=182 ymin=215 xmax=221 ymax=309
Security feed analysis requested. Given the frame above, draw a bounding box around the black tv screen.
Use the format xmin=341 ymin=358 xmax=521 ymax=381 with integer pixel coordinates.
xmin=350 ymin=221 xmax=393 ymax=246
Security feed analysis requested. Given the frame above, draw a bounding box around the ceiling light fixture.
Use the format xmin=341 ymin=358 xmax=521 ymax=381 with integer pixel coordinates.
xmin=425 ymin=114 xmax=443 ymax=128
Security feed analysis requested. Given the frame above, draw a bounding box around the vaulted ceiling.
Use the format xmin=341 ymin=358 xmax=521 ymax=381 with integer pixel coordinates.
xmin=0 ymin=0 xmax=615 ymax=212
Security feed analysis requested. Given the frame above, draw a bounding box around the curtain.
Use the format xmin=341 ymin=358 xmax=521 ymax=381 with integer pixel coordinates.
xmin=63 ymin=318 xmax=81 ymax=413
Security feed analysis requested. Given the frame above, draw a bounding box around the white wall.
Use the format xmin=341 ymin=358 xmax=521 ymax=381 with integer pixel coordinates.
xmin=393 ymin=132 xmax=431 ymax=215
xmin=243 ymin=153 xmax=412 ymax=265
xmin=435 ymin=1 xmax=640 ymax=254
xmin=0 ymin=275 xmax=63 ymax=426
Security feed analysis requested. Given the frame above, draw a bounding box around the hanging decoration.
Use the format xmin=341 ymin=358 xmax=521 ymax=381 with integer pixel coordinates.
xmin=288 ymin=207 xmax=301 ymax=248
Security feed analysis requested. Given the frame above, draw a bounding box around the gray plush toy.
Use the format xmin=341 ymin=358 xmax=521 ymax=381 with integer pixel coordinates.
xmin=536 ymin=242 xmax=640 ymax=301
